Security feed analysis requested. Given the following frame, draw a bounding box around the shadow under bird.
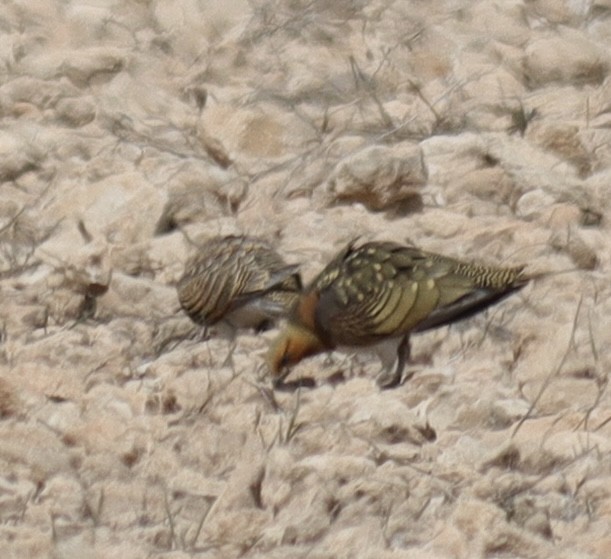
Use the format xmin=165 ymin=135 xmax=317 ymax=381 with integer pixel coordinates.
xmin=177 ymin=235 xmax=302 ymax=337
xmin=268 ymin=239 xmax=528 ymax=389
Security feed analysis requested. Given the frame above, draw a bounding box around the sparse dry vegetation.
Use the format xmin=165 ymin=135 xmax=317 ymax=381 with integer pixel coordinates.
xmin=1 ymin=1 xmax=611 ymax=558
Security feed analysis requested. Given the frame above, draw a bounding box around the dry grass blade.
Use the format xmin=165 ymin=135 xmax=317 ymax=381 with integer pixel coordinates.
xmin=512 ymin=294 xmax=584 ymax=437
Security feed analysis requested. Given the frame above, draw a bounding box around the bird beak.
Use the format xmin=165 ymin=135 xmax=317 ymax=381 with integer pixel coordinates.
xmin=266 ymin=324 xmax=326 ymax=385
xmin=267 ymin=332 xmax=290 ymax=378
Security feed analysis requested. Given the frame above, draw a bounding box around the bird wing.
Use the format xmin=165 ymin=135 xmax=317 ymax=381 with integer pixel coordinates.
xmin=178 ymin=236 xmax=301 ymax=325
xmin=177 ymin=246 xmax=235 ymax=325
xmin=212 ymin=238 xmax=301 ymax=318
xmin=412 ymin=253 xmax=526 ymax=332
xmin=226 ymin=263 xmax=302 ymax=316
xmin=310 ymin=241 xmax=525 ymax=346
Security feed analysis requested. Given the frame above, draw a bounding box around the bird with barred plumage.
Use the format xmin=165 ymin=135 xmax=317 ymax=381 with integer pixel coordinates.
xmin=267 ymin=239 xmax=527 ymax=388
xmin=177 ymin=235 xmax=302 ymax=338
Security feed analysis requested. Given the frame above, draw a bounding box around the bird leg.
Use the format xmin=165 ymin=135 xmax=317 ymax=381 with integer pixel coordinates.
xmin=273 ymin=366 xmax=290 ymax=389
xmin=376 ymin=335 xmax=411 ymax=389
xmin=273 ymin=370 xmax=316 ymax=391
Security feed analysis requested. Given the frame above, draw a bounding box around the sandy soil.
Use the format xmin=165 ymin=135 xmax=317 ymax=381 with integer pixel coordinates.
xmin=1 ymin=1 xmax=611 ymax=557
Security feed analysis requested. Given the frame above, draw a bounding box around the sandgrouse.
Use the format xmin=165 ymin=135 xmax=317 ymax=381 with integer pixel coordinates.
xmin=268 ymin=239 xmax=527 ymax=388
xmin=177 ymin=235 xmax=302 ymax=336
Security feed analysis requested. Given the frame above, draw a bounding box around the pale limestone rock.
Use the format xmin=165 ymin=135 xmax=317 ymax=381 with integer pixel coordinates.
xmin=516 ymin=189 xmax=558 ymax=219
xmin=523 ymin=29 xmax=608 ymax=87
xmin=550 ymin=230 xmax=599 ymax=270
xmin=0 ymin=378 xmax=20 ymax=420
xmin=0 ymin=76 xmax=78 ymax=110
xmin=469 ymin=2 xmax=531 ymax=46
xmin=525 ymin=0 xmax=594 ymax=25
xmin=54 ymin=96 xmax=96 ymax=127
xmin=491 ymin=398 xmax=532 ymax=427
xmin=0 ymin=129 xmax=42 ymax=181
xmin=0 ymin=422 xmax=72 ymax=478
xmin=484 ymin=133 xmax=594 ymax=212
xmin=96 ymin=273 xmax=178 ymax=321
xmin=198 ymin=102 xmax=317 ymax=164
xmin=530 ymin=123 xmax=592 ymax=176
xmin=583 ymin=169 xmax=611 ymax=221
xmin=40 ymin=232 xmax=112 ymax=296
xmin=319 ymin=143 xmax=426 ymax=211
xmin=1 ymin=0 xmax=611 ymax=557
xmin=155 ymin=165 xmax=247 ymax=233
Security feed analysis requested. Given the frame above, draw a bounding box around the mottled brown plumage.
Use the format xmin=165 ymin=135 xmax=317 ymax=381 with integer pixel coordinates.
xmin=177 ymin=235 xmax=301 ymax=334
xmin=268 ymin=239 xmax=527 ymax=388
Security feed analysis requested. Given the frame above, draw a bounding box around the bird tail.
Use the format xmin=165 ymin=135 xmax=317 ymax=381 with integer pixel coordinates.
xmin=413 ymin=280 xmax=527 ymax=333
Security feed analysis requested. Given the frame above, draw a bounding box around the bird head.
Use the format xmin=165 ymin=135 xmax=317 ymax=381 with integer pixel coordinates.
xmin=266 ymin=322 xmax=327 ymax=380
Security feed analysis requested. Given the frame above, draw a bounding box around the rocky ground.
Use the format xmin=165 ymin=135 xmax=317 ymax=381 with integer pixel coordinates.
xmin=1 ymin=1 xmax=611 ymax=558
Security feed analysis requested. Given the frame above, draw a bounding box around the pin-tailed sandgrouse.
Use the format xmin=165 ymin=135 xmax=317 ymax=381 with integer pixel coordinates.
xmin=268 ymin=239 xmax=527 ymax=388
xmin=178 ymin=235 xmax=302 ymax=336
